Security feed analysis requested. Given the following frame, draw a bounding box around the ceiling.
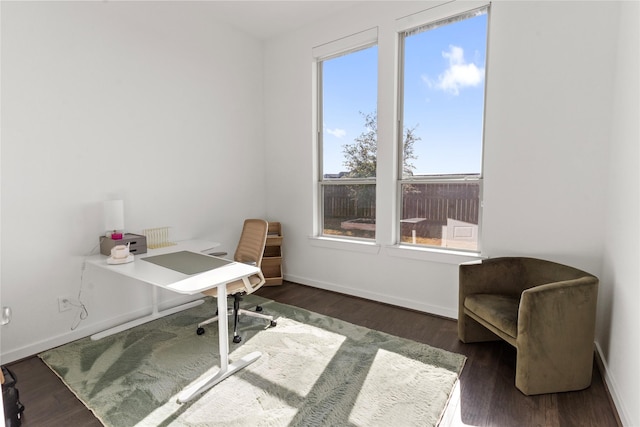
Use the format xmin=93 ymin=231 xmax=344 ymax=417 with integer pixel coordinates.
xmin=206 ymin=1 xmax=361 ymax=40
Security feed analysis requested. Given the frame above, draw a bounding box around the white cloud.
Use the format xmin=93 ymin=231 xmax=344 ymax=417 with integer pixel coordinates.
xmin=326 ymin=128 xmax=346 ymax=138
xmin=423 ymin=45 xmax=484 ymax=95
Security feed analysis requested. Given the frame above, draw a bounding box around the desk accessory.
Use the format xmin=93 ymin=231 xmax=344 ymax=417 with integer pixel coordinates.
xmin=100 ymin=233 xmax=147 ymax=256
xmin=100 ymin=199 xmax=148 ymax=255
xmin=143 ymin=226 xmax=176 ymax=249
xmin=103 ymin=200 xmax=124 ymax=239
xmin=142 ymin=251 xmax=232 ymax=274
xmin=107 ymin=243 xmax=134 ymax=264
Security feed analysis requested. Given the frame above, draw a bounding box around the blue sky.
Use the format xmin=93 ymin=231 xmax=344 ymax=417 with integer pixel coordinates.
xmin=322 ymin=12 xmax=488 ymax=176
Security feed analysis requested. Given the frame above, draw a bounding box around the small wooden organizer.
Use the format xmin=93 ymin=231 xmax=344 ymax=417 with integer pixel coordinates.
xmin=262 ymin=222 xmax=283 ymax=286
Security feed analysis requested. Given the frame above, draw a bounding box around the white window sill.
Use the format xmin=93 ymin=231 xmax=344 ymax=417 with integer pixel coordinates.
xmin=385 ymin=244 xmax=484 ymax=264
xmin=308 ymin=236 xmax=484 ymax=264
xmin=308 ymin=236 xmax=381 ymax=254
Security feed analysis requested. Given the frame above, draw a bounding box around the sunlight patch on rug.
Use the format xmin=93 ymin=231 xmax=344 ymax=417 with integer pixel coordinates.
xmin=349 ymin=348 xmax=457 ymax=426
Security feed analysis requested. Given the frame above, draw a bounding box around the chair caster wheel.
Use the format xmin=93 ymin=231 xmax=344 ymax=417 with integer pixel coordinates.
xmin=233 ymin=335 xmax=242 ymax=343
xmin=256 ymin=306 xmax=263 ymax=312
xmin=270 ymin=320 xmax=277 ymax=327
xmin=196 ymin=327 xmax=205 ymax=335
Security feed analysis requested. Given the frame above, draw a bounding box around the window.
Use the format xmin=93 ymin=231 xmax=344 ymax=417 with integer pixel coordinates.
xmin=317 ymin=38 xmax=378 ymax=240
xmin=398 ymin=6 xmax=489 ymax=252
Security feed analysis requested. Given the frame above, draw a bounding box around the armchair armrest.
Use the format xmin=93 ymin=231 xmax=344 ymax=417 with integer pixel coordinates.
xmin=517 ymin=276 xmax=598 ymax=347
xmin=516 ymin=275 xmax=598 ymax=394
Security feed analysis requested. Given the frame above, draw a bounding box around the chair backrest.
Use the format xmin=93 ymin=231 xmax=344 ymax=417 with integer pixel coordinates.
xmin=234 ymin=219 xmax=269 ymax=268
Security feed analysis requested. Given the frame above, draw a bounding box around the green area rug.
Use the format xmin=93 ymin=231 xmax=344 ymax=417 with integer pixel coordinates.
xmin=39 ymin=295 xmax=465 ymax=426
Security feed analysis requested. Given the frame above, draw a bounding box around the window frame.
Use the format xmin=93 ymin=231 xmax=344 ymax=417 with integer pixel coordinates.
xmin=314 ymin=29 xmax=379 ymax=243
xmin=395 ymin=4 xmax=490 ymax=254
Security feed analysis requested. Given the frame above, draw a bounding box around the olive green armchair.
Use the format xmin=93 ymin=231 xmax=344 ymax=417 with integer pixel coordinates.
xmin=458 ymin=257 xmax=599 ymax=395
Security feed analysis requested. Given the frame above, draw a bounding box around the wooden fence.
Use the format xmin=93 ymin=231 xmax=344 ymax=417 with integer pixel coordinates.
xmin=323 ymin=182 xmax=479 ymax=225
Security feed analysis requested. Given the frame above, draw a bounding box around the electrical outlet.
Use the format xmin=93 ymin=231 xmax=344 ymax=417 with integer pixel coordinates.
xmin=58 ymin=296 xmax=72 ymax=312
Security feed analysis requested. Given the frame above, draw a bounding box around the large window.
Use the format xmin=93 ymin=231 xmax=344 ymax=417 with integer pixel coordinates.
xmin=318 ymin=42 xmax=378 ymax=240
xmin=398 ymin=6 xmax=489 ymax=252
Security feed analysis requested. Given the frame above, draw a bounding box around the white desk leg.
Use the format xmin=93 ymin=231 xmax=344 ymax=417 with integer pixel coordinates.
xmin=176 ymin=283 xmax=261 ymax=404
xmin=91 ymin=287 xmax=204 ymax=341
xmin=217 ymin=283 xmax=230 ymax=371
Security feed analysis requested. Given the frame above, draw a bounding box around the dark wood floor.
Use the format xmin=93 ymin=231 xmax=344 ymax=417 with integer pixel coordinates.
xmin=8 ymin=281 xmax=620 ymax=427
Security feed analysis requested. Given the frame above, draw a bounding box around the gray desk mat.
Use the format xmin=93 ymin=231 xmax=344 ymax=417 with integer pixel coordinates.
xmin=141 ymin=251 xmax=232 ymax=275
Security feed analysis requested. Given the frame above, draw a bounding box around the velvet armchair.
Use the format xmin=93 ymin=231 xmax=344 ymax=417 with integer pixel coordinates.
xmin=458 ymin=257 xmax=599 ymax=395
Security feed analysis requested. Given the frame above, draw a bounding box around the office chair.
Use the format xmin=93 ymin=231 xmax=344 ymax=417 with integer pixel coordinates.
xmin=196 ymin=218 xmax=277 ymax=343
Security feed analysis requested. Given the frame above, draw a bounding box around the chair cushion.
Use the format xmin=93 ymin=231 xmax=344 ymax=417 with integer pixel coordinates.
xmin=464 ymin=294 xmax=520 ymax=340
xmin=226 ymin=274 xmax=263 ymax=294
xmin=203 ymin=273 xmax=263 ymax=297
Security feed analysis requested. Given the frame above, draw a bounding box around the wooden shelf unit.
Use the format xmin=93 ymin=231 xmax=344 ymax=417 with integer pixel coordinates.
xmin=262 ymin=222 xmax=283 ymax=286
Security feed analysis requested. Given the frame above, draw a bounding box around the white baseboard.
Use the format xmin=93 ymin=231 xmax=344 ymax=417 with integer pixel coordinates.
xmin=594 ymin=342 xmax=627 ymax=427
xmin=1 ymin=294 xmax=206 ymax=364
xmin=283 ymin=273 xmax=457 ymax=320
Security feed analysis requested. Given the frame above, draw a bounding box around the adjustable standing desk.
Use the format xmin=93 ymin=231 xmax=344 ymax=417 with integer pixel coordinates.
xmin=86 ymin=240 xmax=262 ymax=403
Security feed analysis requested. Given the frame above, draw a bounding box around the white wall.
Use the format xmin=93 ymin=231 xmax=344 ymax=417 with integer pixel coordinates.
xmin=0 ymin=2 xmax=266 ymax=362
xmin=264 ymin=1 xmax=637 ymax=425
xmin=482 ymin=1 xmax=615 ymax=269
xmin=599 ymin=2 xmax=640 ymax=425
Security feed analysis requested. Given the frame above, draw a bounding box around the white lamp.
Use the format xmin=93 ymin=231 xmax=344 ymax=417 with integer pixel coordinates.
xmin=103 ymin=200 xmax=124 ymax=239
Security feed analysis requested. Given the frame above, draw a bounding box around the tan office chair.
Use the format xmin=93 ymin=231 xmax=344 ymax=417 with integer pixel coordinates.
xmin=196 ymin=219 xmax=276 ymax=343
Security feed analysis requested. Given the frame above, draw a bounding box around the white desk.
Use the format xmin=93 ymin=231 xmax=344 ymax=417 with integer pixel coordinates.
xmin=86 ymin=240 xmax=262 ymax=403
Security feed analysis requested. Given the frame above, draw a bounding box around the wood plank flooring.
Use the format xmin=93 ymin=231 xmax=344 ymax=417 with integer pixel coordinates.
xmin=7 ymin=281 xmax=620 ymax=427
